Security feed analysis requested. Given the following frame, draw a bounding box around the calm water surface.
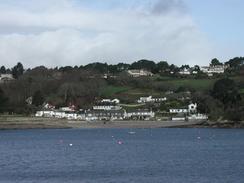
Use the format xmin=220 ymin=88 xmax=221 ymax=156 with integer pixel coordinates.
xmin=0 ymin=128 xmax=243 ymax=183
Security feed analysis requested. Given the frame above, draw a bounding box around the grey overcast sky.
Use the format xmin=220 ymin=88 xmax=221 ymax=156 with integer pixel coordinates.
xmin=0 ymin=0 xmax=243 ymax=67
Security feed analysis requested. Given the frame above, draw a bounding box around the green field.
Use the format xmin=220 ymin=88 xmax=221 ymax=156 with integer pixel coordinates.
xmin=240 ymin=88 xmax=244 ymax=94
xmin=162 ymin=79 xmax=216 ymax=91
xmin=101 ymin=86 xmax=129 ymax=97
xmin=101 ymin=77 xmax=243 ymax=99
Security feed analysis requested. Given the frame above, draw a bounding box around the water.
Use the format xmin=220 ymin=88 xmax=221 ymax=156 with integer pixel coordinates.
xmin=0 ymin=128 xmax=244 ymax=183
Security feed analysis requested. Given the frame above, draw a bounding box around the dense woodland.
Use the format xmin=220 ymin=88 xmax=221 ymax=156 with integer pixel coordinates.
xmin=0 ymin=57 xmax=244 ymax=121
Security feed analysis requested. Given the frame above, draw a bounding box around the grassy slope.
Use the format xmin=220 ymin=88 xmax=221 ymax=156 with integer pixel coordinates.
xmin=163 ymin=79 xmax=216 ymax=91
xmin=101 ymin=76 xmax=243 ymax=100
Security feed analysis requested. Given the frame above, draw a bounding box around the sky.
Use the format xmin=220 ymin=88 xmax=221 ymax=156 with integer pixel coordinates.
xmin=0 ymin=0 xmax=243 ymax=68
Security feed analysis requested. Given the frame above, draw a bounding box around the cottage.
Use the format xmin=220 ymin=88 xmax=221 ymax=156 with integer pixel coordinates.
xmin=85 ymin=109 xmax=125 ymax=121
xmin=137 ymin=96 xmax=167 ymax=103
xmin=169 ymin=103 xmax=197 ymax=114
xmin=169 ymin=108 xmax=188 ymax=114
xmin=187 ymin=114 xmax=208 ymax=121
xmin=125 ymin=109 xmax=155 ymax=120
xmin=35 ymin=110 xmax=55 ymax=118
xmin=200 ymin=65 xmax=228 ymax=75
xmin=54 ymin=111 xmax=66 ymax=119
xmin=179 ymin=68 xmax=191 ymax=75
xmin=60 ymin=105 xmax=76 ymax=112
xmin=64 ymin=111 xmax=78 ymax=120
xmin=127 ymin=69 xmax=153 ymax=77
xmin=188 ymin=103 xmax=197 ymax=113
xmin=44 ymin=103 xmax=55 ymax=110
xmin=101 ymin=98 xmax=120 ymax=104
xmin=0 ymin=74 xmax=14 ymax=83
xmin=93 ymin=100 xmax=121 ymax=111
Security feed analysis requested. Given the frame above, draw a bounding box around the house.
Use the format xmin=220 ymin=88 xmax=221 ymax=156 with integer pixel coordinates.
xmin=187 ymin=114 xmax=208 ymax=121
xmin=169 ymin=103 xmax=197 ymax=114
xmin=93 ymin=100 xmax=121 ymax=110
xmin=137 ymin=96 xmax=167 ymax=103
xmin=127 ymin=69 xmax=153 ymax=77
xmin=0 ymin=74 xmax=14 ymax=83
xmin=64 ymin=111 xmax=78 ymax=120
xmin=44 ymin=103 xmax=55 ymax=110
xmin=172 ymin=114 xmax=186 ymax=121
xmin=35 ymin=110 xmax=55 ymax=118
xmin=179 ymin=68 xmax=191 ymax=75
xmin=200 ymin=65 xmax=228 ymax=75
xmin=169 ymin=108 xmax=188 ymax=114
xmin=54 ymin=111 xmax=66 ymax=119
xmin=60 ymin=105 xmax=76 ymax=112
xmin=101 ymin=98 xmax=120 ymax=104
xmin=125 ymin=109 xmax=155 ymax=120
xmin=85 ymin=109 xmax=125 ymax=121
xmin=188 ymin=103 xmax=197 ymax=113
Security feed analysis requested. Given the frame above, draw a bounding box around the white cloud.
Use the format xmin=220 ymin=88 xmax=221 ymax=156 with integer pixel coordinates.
xmin=0 ymin=0 xmax=214 ymax=67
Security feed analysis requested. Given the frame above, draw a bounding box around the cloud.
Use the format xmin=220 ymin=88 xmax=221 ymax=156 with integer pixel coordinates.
xmin=0 ymin=0 xmax=214 ymax=68
xmin=151 ymin=0 xmax=187 ymax=15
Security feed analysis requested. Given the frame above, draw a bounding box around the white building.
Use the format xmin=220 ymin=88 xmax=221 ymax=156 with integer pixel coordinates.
xmin=172 ymin=116 xmax=186 ymax=121
xmin=200 ymin=65 xmax=228 ymax=75
xmin=54 ymin=111 xmax=66 ymax=119
xmin=169 ymin=103 xmax=197 ymax=114
xmin=60 ymin=105 xmax=76 ymax=112
xmin=101 ymin=98 xmax=120 ymax=104
xmin=169 ymin=108 xmax=188 ymax=114
xmin=188 ymin=103 xmax=197 ymax=113
xmin=127 ymin=69 xmax=153 ymax=77
xmin=93 ymin=99 xmax=121 ymax=111
xmin=85 ymin=109 xmax=125 ymax=121
xmin=35 ymin=110 xmax=55 ymax=118
xmin=179 ymin=68 xmax=191 ymax=75
xmin=44 ymin=103 xmax=55 ymax=110
xmin=137 ymin=96 xmax=167 ymax=103
xmin=125 ymin=109 xmax=155 ymax=120
xmin=188 ymin=114 xmax=208 ymax=120
xmin=0 ymin=74 xmax=14 ymax=83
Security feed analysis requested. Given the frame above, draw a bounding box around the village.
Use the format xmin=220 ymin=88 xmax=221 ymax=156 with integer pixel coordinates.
xmin=1 ymin=58 xmax=243 ymax=124
xmin=35 ymin=95 xmax=208 ymax=122
xmin=32 ymin=62 xmax=226 ymax=122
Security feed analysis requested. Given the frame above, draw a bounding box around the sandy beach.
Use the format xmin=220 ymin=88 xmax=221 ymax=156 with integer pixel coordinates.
xmin=0 ymin=116 xmax=206 ymax=130
xmin=0 ymin=116 xmax=243 ymax=130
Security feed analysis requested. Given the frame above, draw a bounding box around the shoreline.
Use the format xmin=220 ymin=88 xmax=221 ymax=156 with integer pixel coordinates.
xmin=0 ymin=116 xmax=243 ymax=130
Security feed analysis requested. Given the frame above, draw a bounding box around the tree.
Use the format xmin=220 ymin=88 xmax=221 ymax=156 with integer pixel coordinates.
xmin=193 ymin=65 xmax=200 ymax=71
xmin=32 ymin=90 xmax=44 ymax=107
xmin=0 ymin=66 xmax=6 ymax=74
xmin=211 ymin=58 xmax=222 ymax=66
xmin=192 ymin=92 xmax=224 ymax=120
xmin=212 ymin=78 xmax=241 ymax=106
xmin=0 ymin=87 xmax=8 ymax=112
xmin=226 ymin=57 xmax=244 ymax=68
xmin=157 ymin=61 xmax=169 ymax=73
xmin=130 ymin=59 xmax=157 ymax=73
xmin=84 ymin=62 xmax=108 ymax=73
xmin=12 ymin=62 xmax=24 ymax=79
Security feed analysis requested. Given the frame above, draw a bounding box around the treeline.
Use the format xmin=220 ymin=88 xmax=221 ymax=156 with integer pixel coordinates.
xmin=1 ymin=57 xmax=244 ymax=78
xmin=193 ymin=78 xmax=244 ymax=122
